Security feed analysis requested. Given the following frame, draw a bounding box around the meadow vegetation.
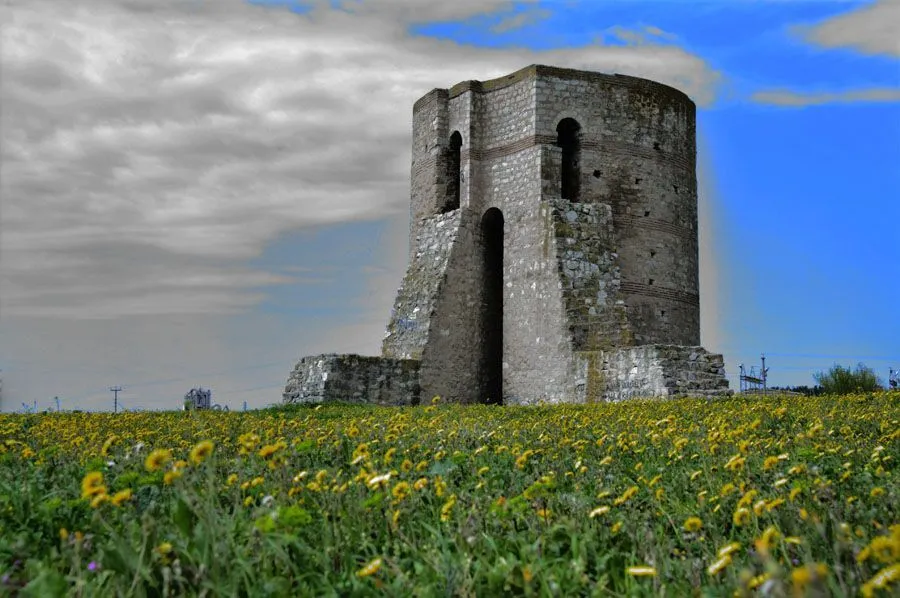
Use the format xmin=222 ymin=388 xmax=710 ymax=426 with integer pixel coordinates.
xmin=1 ymin=392 xmax=898 ymax=597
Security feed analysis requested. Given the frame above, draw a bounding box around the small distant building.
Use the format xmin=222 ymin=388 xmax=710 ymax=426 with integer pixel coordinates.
xmin=183 ymin=387 xmax=212 ymax=410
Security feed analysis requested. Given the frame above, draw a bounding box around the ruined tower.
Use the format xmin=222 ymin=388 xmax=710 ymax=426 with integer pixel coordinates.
xmin=284 ymin=65 xmax=731 ymax=405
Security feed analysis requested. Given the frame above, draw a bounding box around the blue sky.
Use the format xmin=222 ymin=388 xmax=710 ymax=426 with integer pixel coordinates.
xmin=1 ymin=0 xmax=897 ymax=411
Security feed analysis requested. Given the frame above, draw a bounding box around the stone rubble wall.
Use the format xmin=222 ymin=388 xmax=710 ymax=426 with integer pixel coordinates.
xmin=382 ymin=209 xmax=462 ymax=360
xmin=283 ymin=354 xmax=420 ymax=406
xmin=575 ymin=345 xmax=732 ymax=403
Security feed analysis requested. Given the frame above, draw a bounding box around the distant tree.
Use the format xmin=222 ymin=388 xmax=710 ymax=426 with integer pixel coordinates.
xmin=813 ymin=363 xmax=883 ymax=394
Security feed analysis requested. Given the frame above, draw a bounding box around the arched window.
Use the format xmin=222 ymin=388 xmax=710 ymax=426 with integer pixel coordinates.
xmin=441 ymin=131 xmax=462 ymax=213
xmin=556 ymin=118 xmax=581 ymax=201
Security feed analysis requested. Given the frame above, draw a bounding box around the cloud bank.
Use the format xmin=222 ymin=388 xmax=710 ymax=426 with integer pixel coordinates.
xmin=1 ymin=0 xmax=721 ymax=320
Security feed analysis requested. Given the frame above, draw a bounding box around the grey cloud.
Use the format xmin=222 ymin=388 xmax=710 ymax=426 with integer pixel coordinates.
xmin=795 ymin=0 xmax=900 ymax=57
xmin=2 ymin=0 xmax=722 ymax=320
xmin=752 ymin=88 xmax=900 ymax=106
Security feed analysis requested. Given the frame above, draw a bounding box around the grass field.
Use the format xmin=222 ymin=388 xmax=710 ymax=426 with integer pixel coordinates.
xmin=1 ymin=392 xmax=898 ymax=597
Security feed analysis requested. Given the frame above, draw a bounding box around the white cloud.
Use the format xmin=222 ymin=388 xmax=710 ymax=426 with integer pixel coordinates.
xmin=751 ymin=88 xmax=900 ymax=106
xmin=1 ymin=0 xmax=722 ymax=321
xmin=794 ymin=0 xmax=900 ymax=57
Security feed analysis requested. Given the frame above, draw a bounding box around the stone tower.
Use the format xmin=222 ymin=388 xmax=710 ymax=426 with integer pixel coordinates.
xmin=284 ymin=65 xmax=731 ymax=406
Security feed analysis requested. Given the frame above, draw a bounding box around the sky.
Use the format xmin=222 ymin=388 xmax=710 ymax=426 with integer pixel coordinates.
xmin=1 ymin=0 xmax=898 ymax=412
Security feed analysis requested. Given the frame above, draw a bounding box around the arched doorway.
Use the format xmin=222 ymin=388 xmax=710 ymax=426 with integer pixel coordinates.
xmin=480 ymin=208 xmax=503 ymax=404
xmin=556 ymin=118 xmax=581 ymax=201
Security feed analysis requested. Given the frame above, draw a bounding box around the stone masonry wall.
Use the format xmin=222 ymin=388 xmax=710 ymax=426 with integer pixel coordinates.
xmin=574 ymin=345 xmax=730 ymax=403
xmin=383 ymin=209 xmax=462 ymax=360
xmin=283 ymin=354 xmax=420 ymax=405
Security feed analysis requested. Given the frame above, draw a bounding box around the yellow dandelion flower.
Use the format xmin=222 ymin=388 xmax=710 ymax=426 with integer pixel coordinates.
xmin=589 ymin=506 xmax=610 ymax=518
xmin=733 ymin=507 xmax=751 ymax=527
xmin=258 ymin=444 xmax=280 ymax=459
xmin=599 ymin=456 xmax=613 ymax=466
xmin=626 ymin=566 xmax=657 ymax=577
xmin=110 ymin=489 xmax=132 ymax=507
xmin=613 ymin=486 xmax=639 ymax=506
xmin=718 ymin=542 xmax=741 ymax=558
xmin=861 ymin=563 xmax=900 ymax=597
xmin=81 ymin=472 xmax=105 ymax=499
xmin=357 ymin=557 xmax=383 ymax=578
xmin=226 ymin=473 xmax=239 ymax=486
xmin=754 ymin=526 xmax=781 ymax=555
xmin=90 ymin=492 xmax=108 ymax=508
xmin=413 ymin=477 xmax=428 ymax=491
xmin=156 ymin=542 xmax=173 ymax=556
xmin=440 ymin=495 xmax=457 ymax=522
xmin=145 ymin=449 xmax=171 ymax=472
xmin=59 ymin=528 xmax=69 ymax=541
xmin=391 ymin=481 xmax=411 ymax=502
xmin=708 ymin=555 xmax=731 ymax=576
xmin=163 ymin=470 xmax=182 ymax=485
xmin=871 ymin=487 xmax=885 ymax=498
xmin=763 ymin=456 xmax=779 ymax=470
xmin=190 ymin=440 xmax=214 ymax=465
xmin=401 ymin=459 xmax=414 ymax=472
xmin=611 ymin=521 xmax=623 ymax=534
xmin=683 ymin=517 xmax=703 ymax=533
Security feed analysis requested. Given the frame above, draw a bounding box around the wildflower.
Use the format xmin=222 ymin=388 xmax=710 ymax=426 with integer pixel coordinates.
xmin=733 ymin=507 xmax=751 ymax=527
xmin=861 ymin=564 xmax=900 ymax=598
xmin=718 ymin=542 xmax=741 ymax=558
xmin=763 ymin=456 xmax=779 ymax=470
xmin=611 ymin=521 xmax=623 ymax=534
xmin=791 ymin=563 xmax=828 ymax=593
xmin=391 ymin=482 xmax=411 ymax=502
xmin=626 ymin=566 xmax=657 ymax=577
xmin=257 ymin=444 xmax=281 ymax=460
xmin=613 ymin=486 xmax=639 ymax=506
xmin=226 ymin=473 xmax=239 ymax=486
xmin=87 ymin=561 xmax=98 ymax=572
xmin=357 ymin=557 xmax=382 ymax=578
xmin=869 ymin=535 xmax=900 ymax=564
xmin=163 ymin=470 xmax=182 ymax=485
xmin=589 ymin=506 xmax=610 ymax=518
xmin=683 ymin=517 xmax=703 ymax=533
xmin=90 ymin=493 xmax=108 ymax=508
xmin=440 ymin=495 xmax=457 ymax=522
xmin=110 ymin=489 xmax=132 ymax=507
xmin=755 ymin=526 xmax=781 ymax=555
xmin=156 ymin=542 xmax=173 ymax=557
xmin=190 ymin=440 xmax=214 ymax=465
xmin=724 ymin=454 xmax=745 ymax=471
xmin=81 ymin=472 xmax=105 ymax=499
xmin=59 ymin=528 xmax=69 ymax=542
xmin=145 ymin=449 xmax=171 ymax=472
xmin=401 ymin=459 xmax=413 ymax=472
xmin=367 ymin=473 xmax=391 ymax=489
xmin=708 ymin=555 xmax=732 ymax=575
xmin=871 ymin=487 xmax=885 ymax=498
xmin=413 ymin=477 xmax=428 ymax=491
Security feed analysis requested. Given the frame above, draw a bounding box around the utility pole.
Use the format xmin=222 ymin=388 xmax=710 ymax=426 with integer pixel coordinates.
xmin=109 ymin=386 xmax=122 ymax=414
xmin=54 ymin=396 xmax=60 ymax=412
xmin=761 ymin=354 xmax=769 ymax=396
